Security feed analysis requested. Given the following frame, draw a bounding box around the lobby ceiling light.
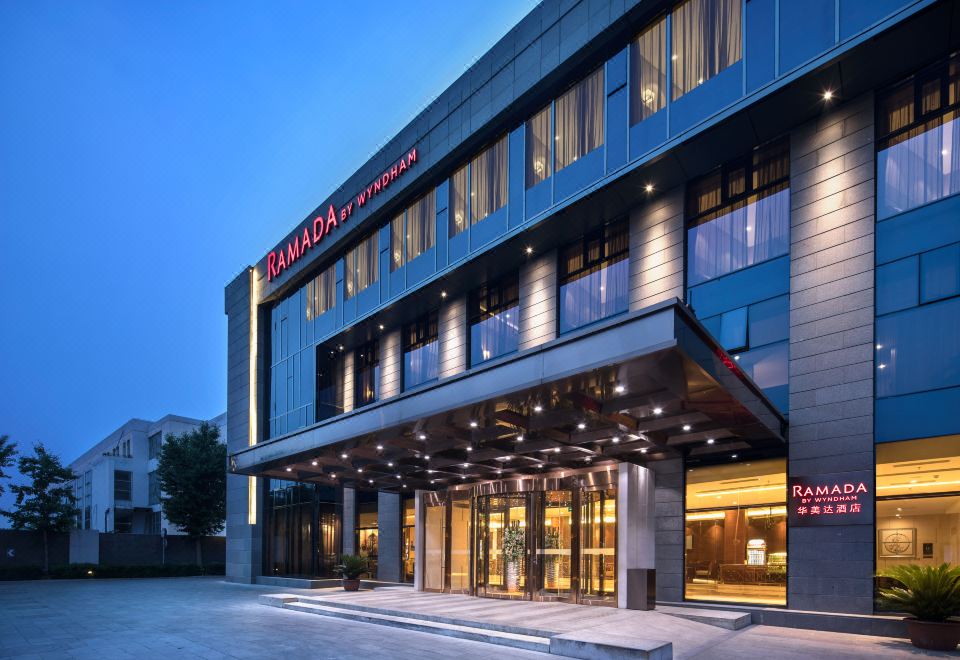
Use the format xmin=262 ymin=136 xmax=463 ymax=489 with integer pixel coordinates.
xmin=424 ymin=455 xmax=430 ymax=460
xmin=387 ymin=461 xmax=394 ymax=467
xmin=430 ymin=479 xmax=437 ymax=484
xmin=653 ymin=407 xmax=663 ymax=415
xmin=466 ymin=446 xmax=473 ymax=452
xmin=611 ymin=436 xmax=620 ymax=443
xmin=418 ymin=433 xmax=426 ymax=440
xmin=577 ymin=422 xmax=586 ymax=430
xmin=368 ymin=479 xmax=373 ymax=484
xmin=534 ymin=405 xmax=543 ymax=413
xmin=311 ymin=460 xmax=318 ymax=466
xmin=427 ymin=469 xmax=434 ymax=474
xmin=516 ymin=434 xmax=524 ymax=442
xmin=683 ymin=424 xmax=692 ymax=431
xmin=378 ymin=324 xmax=384 ymax=330
xmin=462 ymin=463 xmax=469 ymax=468
xmin=341 ymin=453 xmax=348 ymax=459
xmin=554 ymin=447 xmax=561 ymax=453
xmin=469 ymin=421 xmax=478 ymax=428
xmin=707 ymin=439 xmax=715 ymax=445
xmin=441 ymin=291 xmax=448 ymax=298
xmin=396 ymin=475 xmax=401 ymax=479
xmin=876 ymin=344 xmax=883 ymax=350
xmin=376 ymin=444 xmax=384 ymax=451
xmin=614 ymin=384 xmax=625 ymax=394
xmin=640 ymin=447 xmax=648 ymax=453
xmin=285 ymin=467 xmax=292 ymax=472
xmin=357 ymin=468 xmax=363 ymax=473
xmin=731 ymin=454 xmax=738 ymax=459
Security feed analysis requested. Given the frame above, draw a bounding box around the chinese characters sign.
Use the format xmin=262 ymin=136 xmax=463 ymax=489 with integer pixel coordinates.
xmin=788 ymin=471 xmax=874 ymax=527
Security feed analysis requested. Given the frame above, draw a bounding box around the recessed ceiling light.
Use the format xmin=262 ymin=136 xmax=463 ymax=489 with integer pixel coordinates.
xmin=285 ymin=467 xmax=292 ymax=472
xmin=554 ymin=447 xmax=561 ymax=453
xmin=357 ymin=468 xmax=363 ymax=473
xmin=402 ymin=483 xmax=407 ymax=488
xmin=427 ymin=469 xmax=434 ymax=474
xmin=460 ymin=475 xmax=465 ymax=479
xmin=706 ymin=439 xmax=715 ymax=445
xmin=731 ymin=454 xmax=738 ymax=459
xmin=396 ymin=475 xmax=401 ymax=479
xmin=611 ymin=436 xmax=620 ymax=443
xmin=469 ymin=421 xmax=478 ymax=428
xmin=525 ymin=246 xmax=533 ymax=255
xmin=644 ymin=184 xmax=653 ymax=193
xmin=462 ymin=463 xmax=469 ymax=468
xmin=387 ymin=461 xmax=394 ymax=467
xmin=378 ymin=324 xmax=384 ymax=330
xmin=376 ymin=444 xmax=384 ymax=451
xmin=614 ymin=384 xmax=625 ymax=394
xmin=876 ymin=344 xmax=883 ymax=350
xmin=466 ymin=446 xmax=473 ymax=452
xmin=418 ymin=433 xmax=426 ymax=440
xmin=534 ymin=405 xmax=543 ymax=413
xmin=577 ymin=422 xmax=586 ymax=430
xmin=424 ymin=455 xmax=430 ymax=461
xmin=640 ymin=447 xmax=648 ymax=454
xmin=878 ymin=363 xmax=887 ymax=370
xmin=823 ymin=90 xmax=833 ymax=101
xmin=497 ymin=469 xmax=502 ymax=474
xmin=653 ymin=407 xmax=663 ymax=415
xmin=516 ymin=434 xmax=524 ymax=442
xmin=311 ymin=460 xmax=318 ymax=466
xmin=368 ymin=479 xmax=373 ymax=484
xmin=441 ymin=291 xmax=447 ymax=298
xmin=341 ymin=453 xmax=348 ymax=459
xmin=430 ymin=479 xmax=436 ymax=484
xmin=683 ymin=424 xmax=692 ymax=431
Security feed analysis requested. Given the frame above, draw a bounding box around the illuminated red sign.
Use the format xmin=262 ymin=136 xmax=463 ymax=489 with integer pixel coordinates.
xmin=266 ymin=147 xmax=418 ymax=281
xmin=788 ymin=472 xmax=873 ymax=527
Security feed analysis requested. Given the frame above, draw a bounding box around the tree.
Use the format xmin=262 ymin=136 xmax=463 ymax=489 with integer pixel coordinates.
xmin=157 ymin=422 xmax=226 ymax=564
xmin=0 ymin=434 xmax=16 ymax=496
xmin=2 ymin=443 xmax=76 ymax=574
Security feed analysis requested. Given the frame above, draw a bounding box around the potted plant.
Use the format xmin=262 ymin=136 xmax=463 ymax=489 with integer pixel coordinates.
xmin=502 ymin=523 xmax=525 ymax=593
xmin=335 ymin=554 xmax=368 ymax=592
xmin=878 ymin=563 xmax=960 ymax=651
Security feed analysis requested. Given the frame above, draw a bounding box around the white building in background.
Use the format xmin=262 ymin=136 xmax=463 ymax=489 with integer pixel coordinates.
xmin=69 ymin=413 xmax=226 ymax=535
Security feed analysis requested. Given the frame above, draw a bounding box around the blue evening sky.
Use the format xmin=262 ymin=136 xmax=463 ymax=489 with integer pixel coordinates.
xmin=0 ymin=1 xmax=535 ymax=499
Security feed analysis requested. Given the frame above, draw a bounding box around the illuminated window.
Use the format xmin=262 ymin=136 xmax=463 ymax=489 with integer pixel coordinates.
xmin=391 ymin=191 xmax=437 ymax=272
xmin=685 ymin=458 xmax=787 ymax=606
xmin=354 ymin=340 xmax=380 ymax=407
xmin=345 ymin=231 xmax=379 ymax=299
xmin=876 ymin=436 xmax=960 ymax=597
xmin=630 ymin=17 xmax=667 ymax=124
xmin=555 ymin=68 xmax=604 ymax=171
xmin=671 ymin=0 xmax=742 ymax=100
xmin=470 ymin=273 xmax=519 ymax=366
xmin=449 ymin=164 xmax=469 ymax=238
xmin=305 ymin=264 xmax=336 ymax=320
xmin=356 ymin=494 xmax=379 ymax=578
xmin=471 ymin=136 xmax=508 ymax=224
xmin=403 ymin=311 xmax=439 ymax=390
xmin=526 ymin=105 xmax=552 ymax=188
xmin=559 ymin=220 xmax=629 ymax=333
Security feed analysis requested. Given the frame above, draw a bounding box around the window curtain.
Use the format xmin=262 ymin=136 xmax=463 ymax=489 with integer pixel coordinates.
xmin=560 ymin=258 xmax=629 ymax=332
xmin=471 ymin=306 xmax=519 ymax=364
xmin=688 ymin=187 xmax=790 ymax=285
xmin=407 ymin=189 xmax=436 ymax=262
xmin=449 ymin=164 xmax=468 ymax=237
xmin=354 ymin=232 xmax=378 ymax=294
xmin=391 ymin=213 xmax=404 ymax=271
xmin=344 ymin=248 xmax=356 ymax=299
xmin=672 ymin=0 xmax=741 ymax=100
xmin=305 ymin=265 xmax=335 ymax=319
xmin=526 ymin=106 xmax=552 ymax=188
xmin=556 ymin=68 xmax=604 ymax=171
xmin=630 ymin=18 xmax=666 ymax=125
xmin=405 ymin=340 xmax=438 ymax=388
xmin=879 ymin=116 xmax=960 ymax=219
xmin=471 ymin=136 xmax=508 ymax=223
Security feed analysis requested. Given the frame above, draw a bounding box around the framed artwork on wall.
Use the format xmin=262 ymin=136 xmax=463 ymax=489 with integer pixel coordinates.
xmin=878 ymin=528 xmax=916 ymax=558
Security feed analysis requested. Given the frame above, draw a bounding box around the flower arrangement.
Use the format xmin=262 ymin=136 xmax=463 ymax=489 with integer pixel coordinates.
xmin=502 ymin=523 xmax=525 ymax=564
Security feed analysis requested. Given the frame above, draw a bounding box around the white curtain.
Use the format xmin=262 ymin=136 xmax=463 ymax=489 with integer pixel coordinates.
xmin=672 ymin=0 xmax=741 ymax=100
xmin=449 ymin=164 xmax=469 ymax=237
xmin=390 ymin=213 xmax=404 ymax=272
xmin=556 ymin=68 xmax=604 ymax=171
xmin=471 ymin=135 xmax=508 ymax=223
xmin=879 ymin=115 xmax=960 ymax=219
xmin=407 ymin=189 xmax=436 ymax=261
xmin=526 ymin=105 xmax=551 ymax=188
xmin=630 ymin=18 xmax=666 ymax=125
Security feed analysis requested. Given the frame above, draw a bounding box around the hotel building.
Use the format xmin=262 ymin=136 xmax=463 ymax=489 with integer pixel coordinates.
xmin=225 ymin=0 xmax=960 ymax=616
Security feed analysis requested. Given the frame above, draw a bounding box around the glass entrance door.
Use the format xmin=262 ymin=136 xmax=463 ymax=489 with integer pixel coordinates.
xmin=476 ymin=494 xmax=530 ymax=599
xmin=537 ymin=490 xmax=575 ymax=601
xmin=580 ymin=488 xmax=617 ymax=604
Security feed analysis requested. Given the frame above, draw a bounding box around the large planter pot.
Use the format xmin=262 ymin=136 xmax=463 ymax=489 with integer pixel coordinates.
xmin=905 ymin=618 xmax=960 ymax=651
xmin=342 ymin=578 xmax=361 ymax=592
xmin=505 ymin=560 xmax=519 ymax=592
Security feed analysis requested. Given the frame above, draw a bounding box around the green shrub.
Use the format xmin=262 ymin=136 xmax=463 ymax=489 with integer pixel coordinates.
xmin=878 ymin=563 xmax=960 ymax=622
xmin=0 ymin=566 xmax=44 ymax=581
xmin=0 ymin=563 xmax=225 ymax=580
xmin=335 ymin=554 xmax=368 ymax=579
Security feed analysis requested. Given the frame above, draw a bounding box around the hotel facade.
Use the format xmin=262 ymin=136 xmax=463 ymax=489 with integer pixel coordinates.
xmin=225 ymin=0 xmax=960 ymax=616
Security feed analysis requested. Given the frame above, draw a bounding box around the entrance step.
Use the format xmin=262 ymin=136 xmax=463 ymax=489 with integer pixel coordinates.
xmin=260 ymin=593 xmax=675 ymax=659
xmin=261 ymin=595 xmax=551 ymax=653
xmin=254 ymin=575 xmax=412 ymax=590
xmin=656 ymin=605 xmax=752 ymax=630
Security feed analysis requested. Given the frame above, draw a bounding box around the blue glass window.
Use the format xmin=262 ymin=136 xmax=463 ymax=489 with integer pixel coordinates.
xmin=719 ymin=307 xmax=747 ymax=351
xmin=876 ymin=298 xmax=960 ymax=398
xmin=748 ymin=295 xmax=789 ymax=347
xmin=559 ymin=220 xmax=629 ymax=334
xmin=735 ymin=341 xmax=789 ymax=411
xmin=687 ymin=140 xmax=790 ymax=286
xmin=470 ymin=274 xmax=520 ymax=366
xmin=876 ymin=257 xmax=919 ymax=316
xmin=877 ymin=57 xmax=960 ymax=220
xmin=316 ymin=345 xmax=343 ymax=422
xmin=921 ymin=243 xmax=960 ymax=304
xmin=403 ymin=312 xmax=439 ymax=390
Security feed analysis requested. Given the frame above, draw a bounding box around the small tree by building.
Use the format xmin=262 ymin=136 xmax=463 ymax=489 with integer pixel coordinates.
xmin=157 ymin=422 xmax=226 ymax=565
xmin=1 ymin=443 xmax=76 ymax=574
xmin=0 ymin=434 xmax=16 ymax=496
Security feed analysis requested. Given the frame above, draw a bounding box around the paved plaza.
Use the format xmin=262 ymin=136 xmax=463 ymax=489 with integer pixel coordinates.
xmin=0 ymin=577 xmax=955 ymax=659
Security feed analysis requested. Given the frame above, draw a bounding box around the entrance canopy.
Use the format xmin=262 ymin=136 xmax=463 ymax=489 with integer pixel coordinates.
xmin=230 ymin=300 xmax=786 ymax=491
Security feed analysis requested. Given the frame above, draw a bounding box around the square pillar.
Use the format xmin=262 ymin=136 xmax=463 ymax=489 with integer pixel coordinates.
xmin=413 ymin=489 xmax=427 ymax=591
xmin=342 ymin=487 xmax=357 ymax=556
xmin=377 ymin=491 xmax=401 ymax=582
xmin=618 ymin=462 xmax=656 ymax=610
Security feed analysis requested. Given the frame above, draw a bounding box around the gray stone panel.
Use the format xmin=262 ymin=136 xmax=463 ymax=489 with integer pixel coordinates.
xmin=788 ymin=93 xmax=875 ymax=614
xmin=439 ymin=296 xmax=467 ymax=378
xmin=519 ymin=250 xmax=557 ymax=351
xmin=377 ymin=491 xmax=401 ymax=582
xmin=343 ymin=487 xmax=357 ymax=556
xmin=629 ymin=188 xmax=684 ymax=312
xmin=380 ymin=330 xmax=402 ymax=399
xmin=650 ymin=458 xmax=683 ymax=603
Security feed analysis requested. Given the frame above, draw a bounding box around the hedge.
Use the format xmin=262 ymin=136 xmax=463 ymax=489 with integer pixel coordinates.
xmin=0 ymin=563 xmax=225 ymax=581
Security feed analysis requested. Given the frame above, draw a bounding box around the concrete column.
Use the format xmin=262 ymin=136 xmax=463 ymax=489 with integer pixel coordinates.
xmin=439 ymin=296 xmax=467 ymax=378
xmin=224 ymin=269 xmax=265 ymax=584
xmin=788 ymin=92 xmax=876 ymax=614
xmin=380 ymin=330 xmax=402 ymax=399
xmin=413 ymin=490 xmax=427 ymax=591
xmin=376 ymin=491 xmax=401 ymax=582
xmin=342 ymin=487 xmax=357 ymax=556
xmin=629 ymin=187 xmax=684 ymax=312
xmin=618 ymin=463 xmax=656 ymax=609
xmin=519 ymin=249 xmax=557 ymax=350
xmin=650 ymin=458 xmax=683 ymax=603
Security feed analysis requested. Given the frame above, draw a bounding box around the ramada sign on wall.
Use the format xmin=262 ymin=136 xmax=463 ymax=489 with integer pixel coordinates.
xmin=266 ymin=148 xmax=418 ymax=281
xmin=788 ymin=470 xmax=874 ymax=527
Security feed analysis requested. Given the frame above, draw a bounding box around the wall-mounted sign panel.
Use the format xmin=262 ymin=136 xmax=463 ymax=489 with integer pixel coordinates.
xmin=788 ymin=471 xmax=874 ymax=527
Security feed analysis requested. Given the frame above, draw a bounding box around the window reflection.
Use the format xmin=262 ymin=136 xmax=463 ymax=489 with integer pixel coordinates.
xmin=685 ymin=459 xmax=786 ymax=606
xmin=404 ymin=311 xmax=439 ymax=390
xmin=559 ymin=220 xmax=629 ymax=333
xmin=470 ymin=274 xmax=520 ymax=366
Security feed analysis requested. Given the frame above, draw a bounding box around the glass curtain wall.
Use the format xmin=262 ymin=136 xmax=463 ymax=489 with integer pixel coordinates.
xmin=580 ymin=489 xmax=616 ymax=604
xmin=526 ymin=106 xmax=552 ymax=188
xmin=630 ymin=16 xmax=667 ymax=124
xmin=555 ymin=68 xmax=604 ymax=171
xmin=423 ymin=498 xmax=446 ymax=591
xmin=477 ymin=494 xmax=530 ymax=599
xmin=671 ymin=0 xmax=742 ymax=100
xmin=392 ymin=191 xmax=437 ymax=271
xmin=402 ymin=496 xmax=415 ymax=583
xmin=449 ymin=165 xmax=469 ymax=238
xmin=356 ymin=493 xmax=379 ymax=578
xmin=305 ymin=264 xmax=336 ymax=320
xmin=684 ymin=459 xmax=787 ymax=605
xmin=470 ymin=273 xmax=520 ymax=365
xmin=403 ymin=311 xmax=439 ymax=390
xmin=266 ymin=480 xmax=342 ymax=578
xmin=876 ymin=436 xmax=960 ymax=590
xmin=471 ymin=136 xmax=508 ymax=224
xmin=354 ymin=340 xmax=380 ymax=407
xmin=316 ymin=346 xmax=343 ymax=422
xmin=449 ymin=493 xmax=473 ymax=593
xmin=345 ymin=231 xmax=378 ymax=299
xmin=538 ymin=491 xmax=574 ymax=600
xmin=559 ymin=220 xmax=630 ymax=333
